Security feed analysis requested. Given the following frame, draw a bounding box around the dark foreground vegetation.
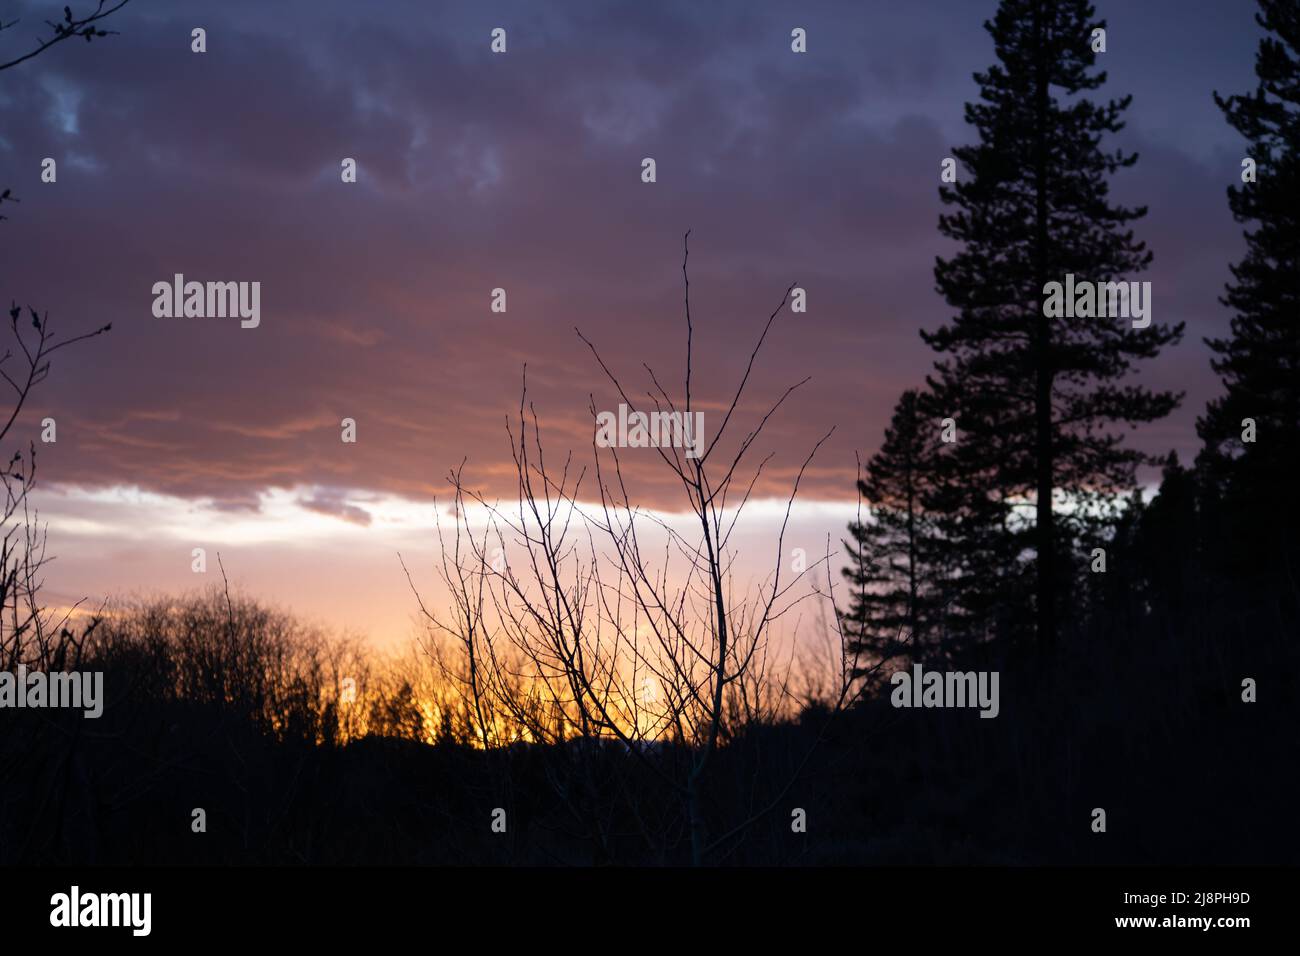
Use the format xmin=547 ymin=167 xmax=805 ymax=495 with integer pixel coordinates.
xmin=1 ymin=527 xmax=1294 ymax=867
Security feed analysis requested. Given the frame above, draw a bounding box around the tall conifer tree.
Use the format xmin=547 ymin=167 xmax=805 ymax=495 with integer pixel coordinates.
xmin=1199 ymin=0 xmax=1300 ymax=591
xmin=925 ymin=0 xmax=1184 ymax=649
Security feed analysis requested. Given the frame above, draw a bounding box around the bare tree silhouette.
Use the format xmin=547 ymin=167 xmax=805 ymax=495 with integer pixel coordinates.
xmin=0 ymin=1 xmax=121 ymax=858
xmin=0 ymin=0 xmax=121 ymax=673
xmin=405 ymin=233 xmax=880 ymax=864
xmin=0 ymin=0 xmax=130 ymax=73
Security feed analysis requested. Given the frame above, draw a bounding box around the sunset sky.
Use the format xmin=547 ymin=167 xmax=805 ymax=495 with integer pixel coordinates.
xmin=2 ymin=0 xmax=1263 ymax=645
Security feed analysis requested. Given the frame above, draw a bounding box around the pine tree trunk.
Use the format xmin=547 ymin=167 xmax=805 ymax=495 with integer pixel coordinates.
xmin=1033 ymin=1 xmax=1056 ymax=652
xmin=906 ymin=469 xmax=920 ymax=654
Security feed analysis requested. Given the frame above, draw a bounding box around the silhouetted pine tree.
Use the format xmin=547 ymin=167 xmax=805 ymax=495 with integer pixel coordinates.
xmin=1198 ymin=0 xmax=1300 ymax=595
xmin=916 ymin=375 xmax=1030 ymax=659
xmin=924 ymin=0 xmax=1184 ymax=651
xmin=842 ymin=390 xmax=939 ymax=673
